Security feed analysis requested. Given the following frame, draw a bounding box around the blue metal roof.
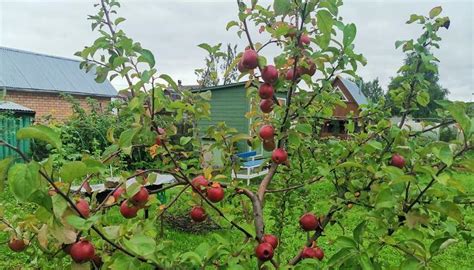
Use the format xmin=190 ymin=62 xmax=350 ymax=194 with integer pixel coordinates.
xmin=0 ymin=47 xmax=117 ymax=97
xmin=338 ymin=77 xmax=368 ymax=105
xmin=0 ymin=101 xmax=35 ymax=114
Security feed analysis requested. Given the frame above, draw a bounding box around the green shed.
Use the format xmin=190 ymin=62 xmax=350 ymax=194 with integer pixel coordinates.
xmin=0 ymin=101 xmax=35 ymax=159
xmin=192 ymin=82 xmax=286 ymax=154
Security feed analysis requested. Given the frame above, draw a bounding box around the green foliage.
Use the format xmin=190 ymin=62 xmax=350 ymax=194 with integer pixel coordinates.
xmin=0 ymin=1 xmax=472 ymax=269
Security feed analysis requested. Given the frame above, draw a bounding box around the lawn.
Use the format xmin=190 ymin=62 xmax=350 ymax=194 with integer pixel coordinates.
xmin=0 ymin=172 xmax=473 ymax=269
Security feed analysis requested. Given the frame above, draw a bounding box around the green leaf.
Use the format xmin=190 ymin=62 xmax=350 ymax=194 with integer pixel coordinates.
xmin=440 ymin=201 xmax=462 ymax=222
xmin=288 ymin=131 xmax=301 ymax=147
xmin=138 ymin=49 xmax=155 ymax=68
xmin=273 ymin=0 xmax=291 ymax=16
xmin=295 ymin=123 xmax=312 ymax=134
xmin=118 ymin=128 xmax=141 ymax=155
xmin=180 ymin=136 xmax=192 ymax=146
xmin=337 ymin=162 xmax=363 ymax=169
xmin=59 ymin=161 xmax=89 ymax=183
xmin=159 ymin=74 xmax=179 ymax=91
xmin=335 ymin=236 xmax=358 ymax=249
xmin=17 ymin=125 xmax=61 ymax=149
xmin=375 ymin=188 xmax=395 ymax=209
xmin=429 ymin=6 xmax=442 ymax=19
xmin=353 ymin=221 xmax=366 ymax=244
xmin=327 ymin=248 xmax=357 ymax=267
xmin=114 ymin=17 xmax=126 ymax=25
xmin=180 ymin=251 xmax=203 ymax=266
xmin=400 ymin=256 xmax=421 ymax=270
xmin=359 ymin=253 xmax=374 ymax=270
xmin=124 ymin=235 xmax=156 ymax=257
xmin=429 ymin=237 xmax=457 ymax=256
xmin=29 ymin=190 xmax=53 ymax=212
xmin=226 ymin=21 xmax=239 ymax=31
xmin=317 ymin=10 xmax=334 ymax=36
xmin=447 ymin=102 xmax=471 ymax=136
xmin=416 ymin=91 xmax=430 ymax=107
xmin=8 ymin=163 xmax=40 ymax=201
xmin=343 ymin=23 xmax=356 ymax=47
xmin=433 ymin=144 xmax=452 ymax=167
xmin=395 ymin=40 xmax=405 ymax=49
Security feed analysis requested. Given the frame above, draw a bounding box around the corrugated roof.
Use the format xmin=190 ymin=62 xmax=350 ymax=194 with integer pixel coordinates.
xmin=0 ymin=101 xmax=35 ymax=114
xmin=0 ymin=47 xmax=117 ymax=97
xmin=338 ymin=77 xmax=368 ymax=105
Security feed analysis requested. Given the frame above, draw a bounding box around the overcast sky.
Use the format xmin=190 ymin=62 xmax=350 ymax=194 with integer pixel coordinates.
xmin=1 ymin=0 xmax=473 ymax=101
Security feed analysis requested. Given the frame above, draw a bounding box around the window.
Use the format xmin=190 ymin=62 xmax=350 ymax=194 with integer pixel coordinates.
xmin=334 ymin=86 xmax=349 ymax=102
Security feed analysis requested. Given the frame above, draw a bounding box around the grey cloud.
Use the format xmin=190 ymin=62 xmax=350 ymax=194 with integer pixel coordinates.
xmin=1 ymin=0 xmax=472 ymax=100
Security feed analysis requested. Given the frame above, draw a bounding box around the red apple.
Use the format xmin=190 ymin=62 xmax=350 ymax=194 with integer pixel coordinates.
xmin=301 ymin=60 xmax=316 ymax=76
xmin=286 ymin=67 xmax=301 ymax=81
xmin=390 ymin=154 xmax=405 ymax=169
xmin=241 ymin=49 xmax=259 ymax=69
xmin=262 ymin=234 xmax=279 ymax=249
xmin=255 ymin=242 xmax=274 ymax=261
xmin=314 ymin=247 xmax=324 ymax=260
xmin=263 ymin=139 xmax=276 ymax=151
xmin=62 ymin=243 xmax=73 ymax=254
xmin=70 ymin=239 xmax=95 ymax=263
xmin=260 ymin=99 xmax=274 ymax=113
xmin=120 ymin=200 xmax=139 ymax=219
xmin=301 ymin=246 xmax=318 ymax=259
xmin=259 ymin=83 xmax=274 ymax=99
xmin=8 ymin=238 xmax=26 ymax=252
xmin=271 ymin=148 xmax=288 ymax=164
xmin=238 ymin=60 xmax=248 ymax=73
xmin=92 ymin=254 xmax=103 ymax=267
xmin=299 ymin=213 xmax=319 ymax=231
xmin=261 ymin=65 xmax=278 ymax=84
xmin=207 ymin=186 xmax=225 ymax=203
xmin=112 ymin=186 xmax=125 ymax=201
xmin=191 ymin=175 xmax=209 ymax=193
xmin=259 ymin=125 xmax=275 ymax=140
xmin=299 ymin=34 xmax=310 ymax=46
xmin=190 ymin=206 xmax=207 ymax=222
xmin=130 ymin=186 xmax=149 ymax=206
xmin=76 ymin=198 xmax=90 ymax=218
xmin=155 ymin=137 xmax=162 ymax=146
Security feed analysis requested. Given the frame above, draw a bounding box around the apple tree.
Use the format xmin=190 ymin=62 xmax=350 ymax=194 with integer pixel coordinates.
xmin=0 ymin=0 xmax=472 ymax=269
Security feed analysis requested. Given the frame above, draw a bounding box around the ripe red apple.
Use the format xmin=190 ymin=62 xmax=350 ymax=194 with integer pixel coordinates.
xmin=261 ymin=65 xmax=278 ymax=84
xmin=262 ymin=234 xmax=279 ymax=249
xmin=263 ymin=139 xmax=276 ymax=151
xmin=299 ymin=34 xmax=310 ymax=46
xmin=76 ymin=198 xmax=90 ymax=218
xmin=191 ymin=175 xmax=209 ymax=193
xmin=130 ymin=186 xmax=149 ymax=206
xmin=301 ymin=60 xmax=316 ymax=76
xmin=299 ymin=213 xmax=319 ymax=231
xmin=8 ymin=238 xmax=26 ymax=252
xmin=120 ymin=200 xmax=139 ymax=219
xmin=314 ymin=247 xmax=324 ymax=260
xmin=255 ymin=242 xmax=274 ymax=261
xmin=207 ymin=186 xmax=225 ymax=203
xmin=112 ymin=186 xmax=125 ymax=201
xmin=271 ymin=148 xmax=288 ymax=164
xmin=259 ymin=125 xmax=275 ymax=140
xmin=286 ymin=67 xmax=301 ymax=81
xmin=260 ymin=99 xmax=274 ymax=113
xmin=238 ymin=60 xmax=248 ymax=73
xmin=70 ymin=239 xmax=95 ymax=263
xmin=155 ymin=137 xmax=162 ymax=146
xmin=390 ymin=154 xmax=405 ymax=169
xmin=92 ymin=254 xmax=103 ymax=267
xmin=259 ymin=83 xmax=274 ymax=99
xmin=301 ymin=246 xmax=318 ymax=259
xmin=190 ymin=206 xmax=207 ymax=222
xmin=241 ymin=49 xmax=259 ymax=69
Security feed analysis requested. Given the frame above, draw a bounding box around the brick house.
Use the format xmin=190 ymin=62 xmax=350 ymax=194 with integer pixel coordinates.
xmin=320 ymin=76 xmax=368 ymax=137
xmin=0 ymin=47 xmax=116 ymax=121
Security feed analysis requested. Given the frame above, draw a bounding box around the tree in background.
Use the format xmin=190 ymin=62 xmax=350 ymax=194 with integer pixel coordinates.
xmin=387 ymin=50 xmax=449 ymax=119
xmin=195 ymin=43 xmax=239 ymax=87
xmin=353 ymin=77 xmax=384 ymax=103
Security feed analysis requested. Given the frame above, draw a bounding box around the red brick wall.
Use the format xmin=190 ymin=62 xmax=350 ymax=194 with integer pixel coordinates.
xmin=5 ymin=90 xmax=111 ymax=121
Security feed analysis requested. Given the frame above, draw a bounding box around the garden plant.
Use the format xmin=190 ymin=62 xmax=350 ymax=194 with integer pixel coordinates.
xmin=0 ymin=0 xmax=473 ymax=269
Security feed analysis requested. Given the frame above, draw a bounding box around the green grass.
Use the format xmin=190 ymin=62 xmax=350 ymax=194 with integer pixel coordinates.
xmin=0 ymin=172 xmax=473 ymax=269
